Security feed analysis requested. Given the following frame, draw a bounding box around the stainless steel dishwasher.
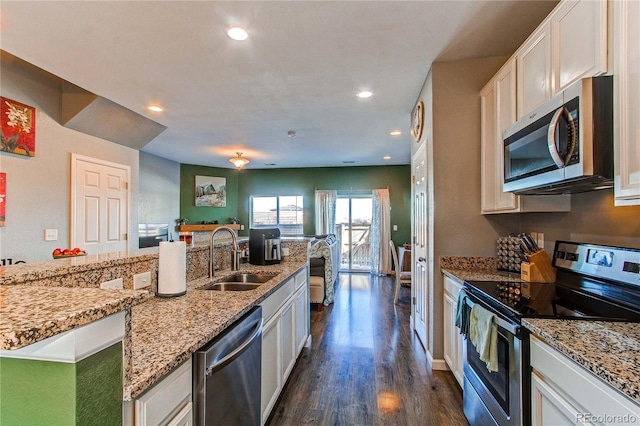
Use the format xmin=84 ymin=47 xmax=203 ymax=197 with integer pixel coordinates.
xmin=193 ymin=306 xmax=263 ymax=425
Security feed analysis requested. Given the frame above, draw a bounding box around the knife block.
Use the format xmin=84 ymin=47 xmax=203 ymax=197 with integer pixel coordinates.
xmin=521 ymin=249 xmax=556 ymax=283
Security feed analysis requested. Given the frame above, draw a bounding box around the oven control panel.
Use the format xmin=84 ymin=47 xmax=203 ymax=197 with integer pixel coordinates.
xmin=554 ymin=241 xmax=640 ymax=287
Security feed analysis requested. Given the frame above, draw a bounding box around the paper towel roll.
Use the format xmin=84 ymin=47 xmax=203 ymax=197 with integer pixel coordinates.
xmin=157 ymin=241 xmax=186 ymax=297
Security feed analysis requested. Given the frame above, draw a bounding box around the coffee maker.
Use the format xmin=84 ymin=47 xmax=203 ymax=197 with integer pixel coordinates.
xmin=249 ymin=228 xmax=282 ymax=265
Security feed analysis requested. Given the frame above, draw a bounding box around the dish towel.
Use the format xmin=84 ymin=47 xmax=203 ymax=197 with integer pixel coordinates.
xmin=455 ymin=289 xmax=471 ymax=337
xmin=469 ymin=303 xmax=499 ymax=373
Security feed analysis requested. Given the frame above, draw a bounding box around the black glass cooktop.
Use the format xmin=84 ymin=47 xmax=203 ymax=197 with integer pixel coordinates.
xmin=463 ymin=275 xmax=640 ymax=323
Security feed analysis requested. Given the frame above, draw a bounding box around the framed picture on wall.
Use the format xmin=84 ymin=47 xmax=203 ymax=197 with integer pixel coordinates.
xmin=0 ymin=172 xmax=6 ymax=226
xmin=195 ymin=175 xmax=226 ymax=207
xmin=1 ymin=97 xmax=36 ymax=157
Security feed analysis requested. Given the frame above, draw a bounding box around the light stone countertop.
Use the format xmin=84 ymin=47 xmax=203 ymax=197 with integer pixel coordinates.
xmin=0 ymin=286 xmax=150 ymax=350
xmin=523 ymin=318 xmax=640 ymax=404
xmin=442 ymin=262 xmax=640 ymax=405
xmin=125 ymin=261 xmax=308 ymax=400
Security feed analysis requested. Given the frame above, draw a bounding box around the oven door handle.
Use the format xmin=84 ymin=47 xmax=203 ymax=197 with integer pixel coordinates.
xmin=464 ymin=296 xmax=520 ymax=336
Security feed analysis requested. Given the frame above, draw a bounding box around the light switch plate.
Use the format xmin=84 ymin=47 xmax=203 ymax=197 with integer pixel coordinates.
xmin=44 ymin=229 xmax=58 ymax=241
xmin=100 ymin=278 xmax=123 ymax=290
xmin=393 ymin=225 xmax=398 ymax=231
xmin=134 ymin=271 xmax=152 ymax=290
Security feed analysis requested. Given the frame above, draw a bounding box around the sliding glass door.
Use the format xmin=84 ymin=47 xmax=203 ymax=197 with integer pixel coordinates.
xmin=335 ymin=194 xmax=372 ymax=272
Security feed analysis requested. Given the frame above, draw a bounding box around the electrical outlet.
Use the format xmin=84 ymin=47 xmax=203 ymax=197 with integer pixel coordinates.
xmin=44 ymin=229 xmax=58 ymax=241
xmin=240 ymin=224 xmax=245 ymax=230
xmin=134 ymin=271 xmax=152 ymax=290
xmin=537 ymin=233 xmax=545 ymax=251
xmin=100 ymin=278 xmax=123 ymax=289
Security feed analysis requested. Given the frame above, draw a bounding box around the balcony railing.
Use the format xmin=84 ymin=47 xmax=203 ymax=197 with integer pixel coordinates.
xmin=336 ymin=224 xmax=371 ymax=270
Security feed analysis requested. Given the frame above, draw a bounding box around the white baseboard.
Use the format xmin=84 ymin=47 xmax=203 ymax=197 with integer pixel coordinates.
xmin=427 ymin=350 xmax=449 ymax=371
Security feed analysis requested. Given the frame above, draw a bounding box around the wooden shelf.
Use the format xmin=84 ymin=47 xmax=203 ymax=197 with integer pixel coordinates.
xmin=175 ymin=224 xmax=241 ymax=232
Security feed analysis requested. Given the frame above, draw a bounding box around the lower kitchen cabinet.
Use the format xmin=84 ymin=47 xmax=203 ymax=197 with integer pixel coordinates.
xmin=261 ymin=267 xmax=309 ymax=425
xmin=530 ymin=336 xmax=639 ymax=425
xmin=131 ymin=359 xmax=193 ymax=426
xmin=443 ymin=275 xmax=465 ymax=388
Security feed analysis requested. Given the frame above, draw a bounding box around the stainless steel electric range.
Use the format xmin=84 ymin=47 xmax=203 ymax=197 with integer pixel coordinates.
xmin=461 ymin=241 xmax=640 ymax=426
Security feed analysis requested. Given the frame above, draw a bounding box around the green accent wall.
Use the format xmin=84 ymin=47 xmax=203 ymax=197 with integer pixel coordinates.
xmin=179 ymin=165 xmax=240 ymax=227
xmin=180 ymin=164 xmax=412 ymax=246
xmin=0 ymin=342 xmax=123 ymax=425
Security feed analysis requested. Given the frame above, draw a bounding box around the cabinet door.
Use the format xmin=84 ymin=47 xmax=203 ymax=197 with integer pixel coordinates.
xmin=166 ymin=402 xmax=193 ymax=426
xmin=261 ymin=314 xmax=282 ymax=425
xmin=614 ymin=0 xmax=640 ymax=205
xmin=494 ymin=61 xmax=519 ymax=211
xmin=551 ymin=0 xmax=607 ymax=93
xmin=443 ymin=291 xmax=456 ymax=373
xmin=480 ymin=79 xmax=498 ymax=213
xmin=517 ymin=22 xmax=552 ymax=118
xmin=294 ymin=285 xmax=308 ymax=354
xmin=531 ymin=372 xmax=584 ymax=426
xmin=280 ymin=298 xmax=296 ymax=381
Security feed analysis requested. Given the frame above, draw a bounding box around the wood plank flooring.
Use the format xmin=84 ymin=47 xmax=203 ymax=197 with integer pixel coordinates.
xmin=267 ymin=273 xmax=468 ymax=426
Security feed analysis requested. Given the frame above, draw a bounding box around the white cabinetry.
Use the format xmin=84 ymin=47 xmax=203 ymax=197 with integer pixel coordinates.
xmin=530 ymin=336 xmax=640 ymax=425
xmin=442 ymin=275 xmax=465 ymax=388
xmin=613 ymin=0 xmax=640 ymax=206
xmin=517 ymin=22 xmax=552 ymax=117
xmin=481 ymin=60 xmax=571 ymax=214
xmin=133 ymin=359 xmax=193 ymax=426
xmin=551 ymin=0 xmax=608 ymax=92
xmin=516 ymin=0 xmax=607 ymax=119
xmin=261 ymin=268 xmax=309 ymax=425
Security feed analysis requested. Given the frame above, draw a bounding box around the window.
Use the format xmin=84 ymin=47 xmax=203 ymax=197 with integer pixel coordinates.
xmin=251 ymin=196 xmax=304 ymax=236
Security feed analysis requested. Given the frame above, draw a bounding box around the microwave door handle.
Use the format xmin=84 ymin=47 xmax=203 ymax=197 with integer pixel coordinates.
xmin=547 ymin=107 xmax=576 ymax=167
xmin=547 ymin=107 xmax=566 ymax=168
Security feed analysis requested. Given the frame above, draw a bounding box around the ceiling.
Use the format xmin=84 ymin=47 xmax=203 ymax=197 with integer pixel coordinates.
xmin=0 ymin=1 xmax=557 ymax=169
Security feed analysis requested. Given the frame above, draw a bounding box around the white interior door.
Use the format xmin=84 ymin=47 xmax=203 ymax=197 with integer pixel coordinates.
xmin=71 ymin=154 xmax=129 ymax=254
xmin=412 ymin=143 xmax=428 ymax=348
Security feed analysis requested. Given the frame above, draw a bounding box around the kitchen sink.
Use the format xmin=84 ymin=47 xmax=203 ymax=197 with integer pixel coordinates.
xmin=201 ymin=272 xmax=278 ymax=291
xmin=203 ymin=282 xmax=263 ymax=291
xmin=218 ymin=273 xmax=278 ymax=284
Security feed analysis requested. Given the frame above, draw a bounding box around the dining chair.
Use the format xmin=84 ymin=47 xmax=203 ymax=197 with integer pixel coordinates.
xmin=389 ymin=240 xmax=411 ymax=304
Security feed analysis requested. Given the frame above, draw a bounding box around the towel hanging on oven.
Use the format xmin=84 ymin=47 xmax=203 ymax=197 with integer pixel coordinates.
xmin=455 ymin=289 xmax=471 ymax=337
xmin=469 ymin=304 xmax=499 ymax=372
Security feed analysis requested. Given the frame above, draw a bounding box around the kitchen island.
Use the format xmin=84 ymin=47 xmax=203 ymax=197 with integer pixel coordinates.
xmin=0 ymin=238 xmax=311 ymax=425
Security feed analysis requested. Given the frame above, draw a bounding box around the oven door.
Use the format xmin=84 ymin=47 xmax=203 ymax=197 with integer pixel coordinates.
xmin=503 ymin=95 xmax=579 ymax=194
xmin=463 ymin=299 xmax=522 ymax=426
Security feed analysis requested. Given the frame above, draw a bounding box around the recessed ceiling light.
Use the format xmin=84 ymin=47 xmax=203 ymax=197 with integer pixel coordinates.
xmin=383 ymin=155 xmax=392 ymax=160
xmin=227 ymin=26 xmax=248 ymax=41
xmin=389 ymin=130 xmax=402 ymax=136
xmin=147 ymin=105 xmax=163 ymax=112
xmin=356 ymin=91 xmax=372 ymax=99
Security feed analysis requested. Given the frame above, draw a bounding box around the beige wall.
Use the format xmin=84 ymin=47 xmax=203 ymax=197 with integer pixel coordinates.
xmin=413 ymin=56 xmax=521 ymax=361
xmin=0 ymin=53 xmax=140 ymax=262
xmin=521 ymin=190 xmax=640 ymax=252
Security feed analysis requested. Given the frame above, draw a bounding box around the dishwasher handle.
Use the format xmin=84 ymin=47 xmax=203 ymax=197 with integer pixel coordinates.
xmin=205 ymin=317 xmax=264 ymax=376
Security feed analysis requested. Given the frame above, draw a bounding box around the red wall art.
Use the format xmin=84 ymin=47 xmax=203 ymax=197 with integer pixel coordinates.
xmin=0 ymin=172 xmax=6 ymax=226
xmin=1 ymin=97 xmax=36 ymax=157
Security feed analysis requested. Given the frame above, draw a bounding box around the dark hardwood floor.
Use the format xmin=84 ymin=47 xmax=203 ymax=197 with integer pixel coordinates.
xmin=267 ymin=273 xmax=468 ymax=426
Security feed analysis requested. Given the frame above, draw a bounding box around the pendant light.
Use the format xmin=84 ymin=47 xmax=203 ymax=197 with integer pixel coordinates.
xmin=229 ymin=152 xmax=250 ymax=168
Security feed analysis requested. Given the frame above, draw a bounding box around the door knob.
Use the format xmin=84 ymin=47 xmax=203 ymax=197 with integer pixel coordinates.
xmin=418 ymin=257 xmax=426 ymax=262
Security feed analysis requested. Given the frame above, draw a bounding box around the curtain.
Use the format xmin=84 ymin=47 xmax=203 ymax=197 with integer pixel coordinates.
xmin=370 ymin=188 xmax=391 ymax=275
xmin=314 ymin=190 xmax=337 ymax=235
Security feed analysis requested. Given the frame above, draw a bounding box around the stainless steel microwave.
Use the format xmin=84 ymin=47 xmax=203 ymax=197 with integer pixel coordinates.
xmin=502 ymin=76 xmax=613 ymax=195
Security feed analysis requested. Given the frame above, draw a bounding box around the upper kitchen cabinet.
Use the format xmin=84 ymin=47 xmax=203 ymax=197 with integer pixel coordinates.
xmin=551 ymin=0 xmax=608 ymax=93
xmin=481 ymin=59 xmax=571 ymax=214
xmin=516 ymin=0 xmax=608 ymax=119
xmin=517 ymin=22 xmax=552 ymax=118
xmin=613 ymin=0 xmax=640 ymax=206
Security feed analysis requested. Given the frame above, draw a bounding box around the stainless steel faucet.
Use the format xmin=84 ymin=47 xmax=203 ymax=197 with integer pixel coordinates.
xmin=209 ymin=226 xmax=240 ymax=279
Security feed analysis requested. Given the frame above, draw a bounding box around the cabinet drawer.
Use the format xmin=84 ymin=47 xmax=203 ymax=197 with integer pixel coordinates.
xmin=444 ymin=276 xmax=462 ymax=296
xmin=294 ymin=269 xmax=307 ymax=290
xmin=135 ymin=359 xmax=192 ymax=426
xmin=530 ymin=336 xmax=639 ymax=421
xmin=261 ymin=278 xmax=294 ymax=321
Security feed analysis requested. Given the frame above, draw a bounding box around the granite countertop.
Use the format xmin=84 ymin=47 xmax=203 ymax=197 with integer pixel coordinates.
xmin=524 ymin=318 xmax=640 ymax=404
xmin=0 ymin=286 xmax=150 ymax=350
xmin=125 ymin=261 xmax=308 ymax=400
xmin=442 ymin=263 xmax=640 ymax=405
